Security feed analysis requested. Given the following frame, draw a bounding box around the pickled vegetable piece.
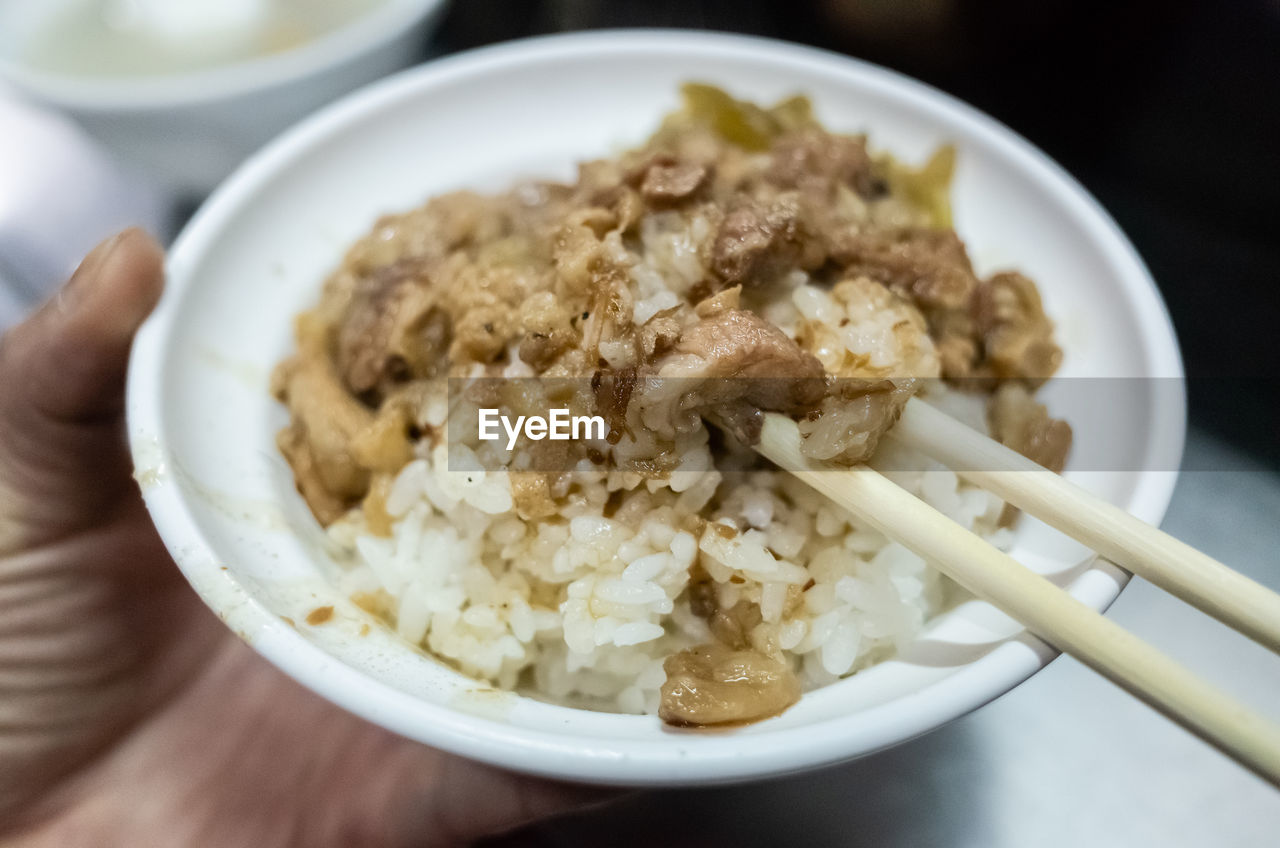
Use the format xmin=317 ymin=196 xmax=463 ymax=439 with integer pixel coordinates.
xmin=680 ymin=83 xmax=815 ymax=151
xmin=659 ymin=643 xmax=801 ymax=726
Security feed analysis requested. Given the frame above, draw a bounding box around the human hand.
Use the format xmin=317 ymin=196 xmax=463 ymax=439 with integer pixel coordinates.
xmin=0 ymin=230 xmax=609 ymax=846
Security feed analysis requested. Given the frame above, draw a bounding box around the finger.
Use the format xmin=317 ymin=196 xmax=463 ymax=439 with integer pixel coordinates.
xmin=0 ymin=229 xmax=165 ymax=547
xmin=1 ymin=228 xmax=164 ymax=425
xmin=426 ymin=757 xmax=624 ymax=845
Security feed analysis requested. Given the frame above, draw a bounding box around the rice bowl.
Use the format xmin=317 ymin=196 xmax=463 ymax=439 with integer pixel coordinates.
xmin=127 ymin=31 xmax=1184 ymax=784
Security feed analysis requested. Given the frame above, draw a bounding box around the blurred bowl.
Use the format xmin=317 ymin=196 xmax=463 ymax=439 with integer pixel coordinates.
xmin=126 ymin=31 xmax=1185 ymax=786
xmin=0 ymin=0 xmax=449 ymax=194
xmin=0 ymin=84 xmax=170 ymax=316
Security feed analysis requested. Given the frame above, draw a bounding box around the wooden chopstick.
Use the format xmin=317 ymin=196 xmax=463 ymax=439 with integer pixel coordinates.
xmin=889 ymin=398 xmax=1280 ymax=656
xmin=755 ymin=413 xmax=1280 ymax=787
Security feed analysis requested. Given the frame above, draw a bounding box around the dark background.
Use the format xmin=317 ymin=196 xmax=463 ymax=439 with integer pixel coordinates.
xmin=433 ymin=0 xmax=1280 ymax=468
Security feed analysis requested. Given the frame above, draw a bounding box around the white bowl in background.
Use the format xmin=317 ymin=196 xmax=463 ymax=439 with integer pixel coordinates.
xmin=126 ymin=31 xmax=1185 ymax=786
xmin=0 ymin=0 xmax=449 ymax=194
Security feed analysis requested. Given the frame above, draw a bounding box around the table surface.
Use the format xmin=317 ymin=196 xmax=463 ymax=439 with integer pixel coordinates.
xmin=524 ymin=428 xmax=1280 ymax=847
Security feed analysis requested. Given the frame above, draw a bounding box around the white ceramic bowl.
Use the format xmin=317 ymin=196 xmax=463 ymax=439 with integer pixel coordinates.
xmin=126 ymin=31 xmax=1186 ymax=786
xmin=0 ymin=0 xmax=449 ymax=194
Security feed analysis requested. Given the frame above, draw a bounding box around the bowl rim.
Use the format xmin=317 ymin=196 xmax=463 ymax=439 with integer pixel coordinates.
xmin=127 ymin=29 xmax=1187 ymax=785
xmin=0 ymin=0 xmax=449 ymax=111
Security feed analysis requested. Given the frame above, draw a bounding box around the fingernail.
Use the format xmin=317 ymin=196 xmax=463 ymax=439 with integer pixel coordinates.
xmin=58 ymin=231 xmax=128 ymax=313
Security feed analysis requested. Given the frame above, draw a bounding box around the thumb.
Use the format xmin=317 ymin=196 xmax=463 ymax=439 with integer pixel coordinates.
xmin=0 ymin=228 xmax=165 ymax=549
xmin=5 ymin=228 xmax=164 ymax=420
